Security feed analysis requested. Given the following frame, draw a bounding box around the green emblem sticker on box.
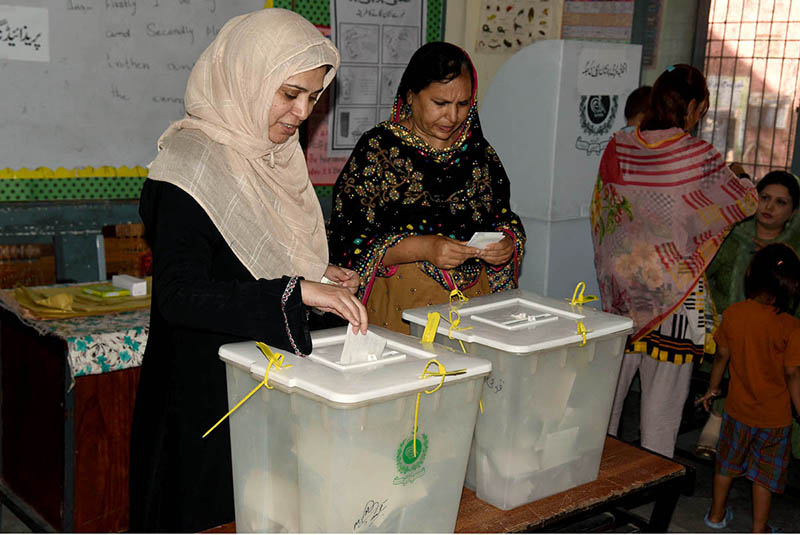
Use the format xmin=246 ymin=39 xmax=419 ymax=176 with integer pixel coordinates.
xmin=393 ymin=434 xmax=428 ymax=486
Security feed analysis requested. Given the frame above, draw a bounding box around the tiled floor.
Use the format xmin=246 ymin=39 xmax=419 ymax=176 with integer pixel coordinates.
xmin=622 ymin=428 xmax=800 ymax=533
xmin=619 ymin=388 xmax=800 ymax=533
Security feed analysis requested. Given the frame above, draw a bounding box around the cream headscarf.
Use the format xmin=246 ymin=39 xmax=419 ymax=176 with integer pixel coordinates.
xmin=147 ymin=8 xmax=339 ymax=282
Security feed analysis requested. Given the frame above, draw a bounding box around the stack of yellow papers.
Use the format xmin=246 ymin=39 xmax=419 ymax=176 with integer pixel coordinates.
xmin=13 ymin=278 xmax=151 ymax=319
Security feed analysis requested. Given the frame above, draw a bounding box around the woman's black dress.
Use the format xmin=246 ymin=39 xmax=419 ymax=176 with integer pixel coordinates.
xmin=129 ymin=180 xmax=312 ymax=532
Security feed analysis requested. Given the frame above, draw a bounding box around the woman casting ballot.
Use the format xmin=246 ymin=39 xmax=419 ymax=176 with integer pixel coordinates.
xmin=129 ymin=9 xmax=366 ymax=533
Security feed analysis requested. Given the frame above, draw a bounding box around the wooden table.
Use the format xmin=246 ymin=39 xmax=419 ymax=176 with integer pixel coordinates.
xmin=208 ymin=436 xmax=694 ymax=533
xmin=455 ymin=436 xmax=693 ymax=532
xmin=0 ymin=294 xmax=148 ymax=532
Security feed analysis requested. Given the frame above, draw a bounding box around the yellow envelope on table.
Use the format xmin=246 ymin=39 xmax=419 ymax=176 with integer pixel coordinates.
xmin=31 ymin=291 xmax=74 ymax=311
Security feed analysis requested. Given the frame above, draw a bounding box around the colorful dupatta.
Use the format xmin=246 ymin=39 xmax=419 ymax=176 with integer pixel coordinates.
xmin=591 ymin=127 xmax=757 ymax=341
xmin=327 ymin=65 xmax=525 ymax=300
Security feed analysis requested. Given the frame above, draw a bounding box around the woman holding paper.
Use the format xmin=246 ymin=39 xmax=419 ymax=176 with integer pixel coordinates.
xmin=129 ymin=9 xmax=366 ymax=533
xmin=327 ymin=42 xmax=526 ymax=334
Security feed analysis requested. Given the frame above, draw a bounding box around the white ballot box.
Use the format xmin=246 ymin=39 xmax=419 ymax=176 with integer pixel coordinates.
xmin=480 ymin=40 xmax=642 ymax=300
xmin=403 ymin=289 xmax=633 ymax=510
xmin=219 ymin=326 xmax=491 ymax=533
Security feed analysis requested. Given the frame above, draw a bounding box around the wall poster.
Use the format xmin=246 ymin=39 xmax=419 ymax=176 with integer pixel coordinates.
xmin=328 ymin=0 xmax=427 ymax=156
xmin=476 ymin=0 xmax=562 ymax=53
xmin=561 ymin=0 xmax=634 ymax=43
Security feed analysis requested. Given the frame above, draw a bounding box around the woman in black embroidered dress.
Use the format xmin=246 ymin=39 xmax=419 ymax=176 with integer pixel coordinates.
xmin=327 ymin=42 xmax=526 ymax=334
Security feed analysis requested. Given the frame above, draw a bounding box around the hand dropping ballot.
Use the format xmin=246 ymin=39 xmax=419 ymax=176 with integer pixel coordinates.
xmin=339 ymin=327 xmax=387 ymax=365
xmin=466 ymin=232 xmax=504 ymax=249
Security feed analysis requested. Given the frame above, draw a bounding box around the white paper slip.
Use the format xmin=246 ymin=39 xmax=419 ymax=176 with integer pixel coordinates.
xmin=320 ymin=276 xmax=336 ymax=285
xmin=466 ymin=231 xmax=505 ymax=249
xmin=339 ymin=328 xmax=388 ymax=365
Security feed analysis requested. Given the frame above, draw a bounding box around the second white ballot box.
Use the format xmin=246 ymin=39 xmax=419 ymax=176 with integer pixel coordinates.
xmin=403 ymin=289 xmax=633 ymax=510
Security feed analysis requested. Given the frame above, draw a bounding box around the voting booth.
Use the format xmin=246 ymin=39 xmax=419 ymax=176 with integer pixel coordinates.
xmin=480 ymin=40 xmax=642 ymax=299
xmin=220 ymin=327 xmax=490 ymax=532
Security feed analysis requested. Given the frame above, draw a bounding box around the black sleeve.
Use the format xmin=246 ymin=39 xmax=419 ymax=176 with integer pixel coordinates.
xmin=140 ymin=179 xmax=311 ymax=354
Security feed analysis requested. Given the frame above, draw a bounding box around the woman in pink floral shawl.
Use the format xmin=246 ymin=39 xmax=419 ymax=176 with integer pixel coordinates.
xmin=591 ymin=65 xmax=757 ymax=458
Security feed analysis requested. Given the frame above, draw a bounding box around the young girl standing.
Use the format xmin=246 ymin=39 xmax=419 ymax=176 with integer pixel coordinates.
xmin=698 ymin=243 xmax=800 ymax=532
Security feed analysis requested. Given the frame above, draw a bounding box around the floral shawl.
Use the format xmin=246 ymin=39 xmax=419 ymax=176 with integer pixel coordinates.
xmin=327 ymin=70 xmax=525 ymax=299
xmin=591 ymin=127 xmax=758 ymax=341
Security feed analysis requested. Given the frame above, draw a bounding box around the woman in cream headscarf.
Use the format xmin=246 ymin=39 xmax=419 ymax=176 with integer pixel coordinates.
xmin=129 ymin=9 xmax=365 ymax=532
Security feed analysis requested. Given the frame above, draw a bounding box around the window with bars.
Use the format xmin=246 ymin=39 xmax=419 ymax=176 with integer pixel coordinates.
xmin=698 ymin=0 xmax=799 ymax=179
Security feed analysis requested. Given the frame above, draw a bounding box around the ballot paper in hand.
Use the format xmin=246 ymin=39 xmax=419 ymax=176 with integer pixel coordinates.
xmin=339 ymin=328 xmax=388 ymax=365
xmin=466 ymin=231 xmax=505 ymax=249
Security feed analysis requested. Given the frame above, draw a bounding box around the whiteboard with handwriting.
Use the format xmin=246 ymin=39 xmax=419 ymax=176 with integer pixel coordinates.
xmin=0 ymin=0 xmax=264 ymax=170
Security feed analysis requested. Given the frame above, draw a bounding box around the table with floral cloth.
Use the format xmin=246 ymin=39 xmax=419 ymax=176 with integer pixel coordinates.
xmin=0 ymin=284 xmax=150 ymax=532
xmin=38 ymin=310 xmax=147 ymax=377
xmin=0 ymin=286 xmax=148 ymax=379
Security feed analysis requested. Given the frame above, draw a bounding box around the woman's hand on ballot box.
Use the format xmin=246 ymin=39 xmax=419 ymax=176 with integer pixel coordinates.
xmin=300 ymin=279 xmax=368 ymax=334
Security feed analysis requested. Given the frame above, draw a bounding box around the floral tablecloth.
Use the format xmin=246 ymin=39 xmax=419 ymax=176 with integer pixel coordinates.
xmin=0 ymin=288 xmax=148 ymax=379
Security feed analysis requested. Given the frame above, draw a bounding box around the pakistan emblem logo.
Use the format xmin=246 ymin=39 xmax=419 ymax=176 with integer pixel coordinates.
xmin=393 ymin=433 xmax=428 ymax=485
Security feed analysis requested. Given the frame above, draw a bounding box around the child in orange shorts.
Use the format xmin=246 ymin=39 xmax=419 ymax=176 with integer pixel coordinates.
xmin=697 ymin=243 xmax=800 ymax=532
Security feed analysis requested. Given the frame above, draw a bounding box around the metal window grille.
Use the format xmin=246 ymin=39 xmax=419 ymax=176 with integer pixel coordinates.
xmin=699 ymin=0 xmax=800 ymax=179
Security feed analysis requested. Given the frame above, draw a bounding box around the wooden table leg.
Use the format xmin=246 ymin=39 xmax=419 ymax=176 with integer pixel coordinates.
xmin=646 ymin=478 xmax=682 ymax=532
xmin=647 ymin=460 xmax=695 ymax=532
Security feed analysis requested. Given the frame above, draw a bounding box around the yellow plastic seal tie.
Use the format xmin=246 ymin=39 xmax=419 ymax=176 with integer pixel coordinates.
xmin=570 ymin=281 xmax=599 ymax=306
xmin=444 ymin=289 xmax=472 ymax=353
xmin=576 ymin=321 xmax=588 ymax=347
xmin=449 ymin=288 xmax=469 ymax=305
xmin=412 ymin=359 xmax=467 ymax=456
xmin=254 ymin=342 xmax=293 ymax=391
xmin=420 ymin=312 xmax=441 ymax=344
xmin=479 ymin=399 xmax=484 ymax=414
xmin=202 ymin=341 xmax=292 ymax=438
xmin=444 ymin=307 xmax=471 ymax=353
